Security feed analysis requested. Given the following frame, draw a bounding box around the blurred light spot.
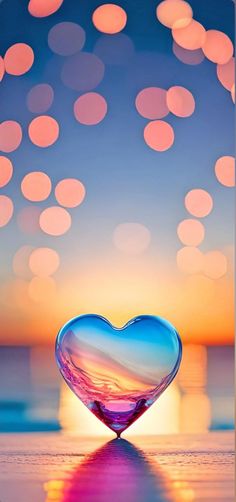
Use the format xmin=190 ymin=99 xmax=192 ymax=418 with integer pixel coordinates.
xmin=28 ymin=0 xmax=63 ymax=17
xmin=113 ymin=222 xmax=151 ymax=255
xmin=185 ymin=189 xmax=213 ymax=217
xmin=39 ymin=206 xmax=71 ymax=236
xmin=55 ymin=179 xmax=86 ymax=207
xmin=17 ymin=206 xmax=41 ymax=234
xmin=0 ymin=194 xmax=14 ymax=227
xmin=217 ymin=57 xmax=235 ymax=91
xmin=0 ymin=56 xmax=4 ymax=81
xmin=231 ymin=83 xmax=235 ymax=103
xmin=144 ymin=120 xmax=174 ymax=151
xmin=13 ymin=245 xmax=34 ymax=279
xmin=94 ymin=33 xmax=134 ymax=65
xmin=27 ymin=84 xmax=54 ymax=113
xmin=135 ymin=87 xmax=169 ymax=119
xmin=29 ymin=247 xmax=60 ymax=277
xmin=0 ymin=156 xmax=13 ymax=187
xmin=156 ymin=0 xmax=192 ymax=29
xmin=177 ymin=246 xmax=203 ymax=274
xmin=61 ymin=52 xmax=104 ymax=91
xmin=173 ymin=42 xmax=204 ymax=65
xmin=0 ymin=120 xmax=22 ymax=153
xmin=167 ymin=85 xmax=195 ymax=117
xmin=48 ymin=22 xmax=85 ymax=56
xmin=172 ymin=19 xmax=206 ymax=50
xmin=203 ymin=250 xmax=227 ymax=279
xmin=202 ymin=30 xmax=233 ymax=64
xmin=4 ymin=43 xmax=34 ymax=75
xmin=177 ymin=219 xmax=205 ymax=246
xmin=28 ymin=276 xmax=56 ymax=302
xmin=28 ymin=115 xmax=59 ymax=147
xmin=215 ymin=156 xmax=235 ymax=187
xmin=74 ymin=92 xmax=107 ymax=125
xmin=21 ymin=171 xmax=52 ymax=201
xmin=92 ymin=4 xmax=127 ymax=34
xmin=180 ymin=393 xmax=211 ymax=433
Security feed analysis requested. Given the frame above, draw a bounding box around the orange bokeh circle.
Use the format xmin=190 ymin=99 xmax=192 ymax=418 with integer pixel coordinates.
xmin=39 ymin=206 xmax=71 ymax=236
xmin=4 ymin=43 xmax=34 ymax=76
xmin=156 ymin=0 xmax=193 ymax=29
xmin=0 ymin=156 xmax=13 ymax=187
xmin=177 ymin=219 xmax=205 ymax=246
xmin=92 ymin=4 xmax=127 ymax=34
xmin=21 ymin=171 xmax=52 ymax=201
xmin=29 ymin=247 xmax=60 ymax=277
xmin=215 ymin=156 xmax=235 ymax=187
xmin=172 ymin=19 xmax=206 ymax=50
xmin=0 ymin=195 xmax=14 ymax=227
xmin=203 ymin=30 xmax=233 ymax=64
xmin=0 ymin=121 xmax=22 ymax=153
xmin=167 ymin=86 xmax=195 ymax=117
xmin=185 ymin=189 xmax=213 ymax=218
xmin=55 ymin=179 xmax=86 ymax=208
xmin=28 ymin=0 xmax=64 ymax=17
xmin=28 ymin=115 xmax=59 ymax=147
xmin=144 ymin=120 xmax=174 ymax=151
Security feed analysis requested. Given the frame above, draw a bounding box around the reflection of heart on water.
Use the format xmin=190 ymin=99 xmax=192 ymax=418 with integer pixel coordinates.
xmin=44 ymin=439 xmax=177 ymax=502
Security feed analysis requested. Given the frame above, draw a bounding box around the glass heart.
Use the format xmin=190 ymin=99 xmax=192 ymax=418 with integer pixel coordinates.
xmin=55 ymin=314 xmax=182 ymax=436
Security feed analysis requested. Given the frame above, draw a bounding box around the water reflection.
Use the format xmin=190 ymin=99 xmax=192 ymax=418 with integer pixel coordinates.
xmin=44 ymin=439 xmax=177 ymax=502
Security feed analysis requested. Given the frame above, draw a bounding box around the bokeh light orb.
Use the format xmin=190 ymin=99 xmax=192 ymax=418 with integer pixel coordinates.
xmin=27 ymin=84 xmax=54 ymax=113
xmin=28 ymin=0 xmax=64 ymax=18
xmin=0 ymin=56 xmax=4 ymax=81
xmin=28 ymin=115 xmax=59 ymax=147
xmin=173 ymin=42 xmax=205 ymax=65
xmin=4 ymin=43 xmax=34 ymax=76
xmin=216 ymin=57 xmax=235 ymax=91
xmin=156 ymin=0 xmax=193 ymax=29
xmin=28 ymin=276 xmax=56 ymax=303
xmin=135 ymin=87 xmax=169 ymax=119
xmin=29 ymin=247 xmax=60 ymax=277
xmin=167 ymin=86 xmax=195 ymax=117
xmin=0 ymin=121 xmax=22 ymax=153
xmin=231 ymin=84 xmax=235 ymax=104
xmin=144 ymin=120 xmax=174 ymax=151
xmin=203 ymin=250 xmax=227 ymax=279
xmin=0 ymin=156 xmax=13 ymax=188
xmin=39 ymin=206 xmax=71 ymax=236
xmin=13 ymin=245 xmax=34 ymax=279
xmin=113 ymin=222 xmax=151 ymax=255
xmin=185 ymin=189 xmax=213 ymax=217
xmin=177 ymin=219 xmax=205 ymax=246
xmin=203 ymin=30 xmax=233 ymax=64
xmin=94 ymin=33 xmax=134 ymax=65
xmin=74 ymin=92 xmax=108 ymax=125
xmin=215 ymin=156 xmax=235 ymax=187
xmin=92 ymin=4 xmax=127 ymax=34
xmin=55 ymin=179 xmax=86 ymax=208
xmin=17 ymin=206 xmax=41 ymax=234
xmin=48 ymin=22 xmax=85 ymax=56
xmin=21 ymin=171 xmax=52 ymax=202
xmin=0 ymin=195 xmax=14 ymax=227
xmin=61 ymin=52 xmax=105 ymax=91
xmin=172 ymin=20 xmax=206 ymax=50
xmin=177 ymin=246 xmax=203 ymax=274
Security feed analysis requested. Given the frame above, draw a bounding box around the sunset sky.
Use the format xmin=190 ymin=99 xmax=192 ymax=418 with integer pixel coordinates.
xmin=0 ymin=0 xmax=234 ymax=345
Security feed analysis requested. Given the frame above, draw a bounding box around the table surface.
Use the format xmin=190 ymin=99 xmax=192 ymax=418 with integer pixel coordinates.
xmin=0 ymin=431 xmax=234 ymax=502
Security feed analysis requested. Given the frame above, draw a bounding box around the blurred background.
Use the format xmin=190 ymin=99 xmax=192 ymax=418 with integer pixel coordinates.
xmin=0 ymin=0 xmax=234 ymax=435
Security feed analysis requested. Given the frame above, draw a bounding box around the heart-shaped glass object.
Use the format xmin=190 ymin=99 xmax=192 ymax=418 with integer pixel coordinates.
xmin=55 ymin=314 xmax=182 ymax=436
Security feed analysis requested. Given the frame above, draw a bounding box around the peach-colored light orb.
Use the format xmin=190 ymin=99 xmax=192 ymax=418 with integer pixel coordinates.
xmin=28 ymin=276 xmax=56 ymax=303
xmin=39 ymin=206 xmax=71 ymax=236
xmin=215 ymin=156 xmax=235 ymax=187
xmin=231 ymin=84 xmax=235 ymax=104
xmin=21 ymin=171 xmax=52 ymax=202
xmin=173 ymin=42 xmax=204 ymax=65
xmin=92 ymin=4 xmax=127 ymax=34
xmin=185 ymin=189 xmax=213 ymax=218
xmin=0 ymin=195 xmax=14 ymax=227
xmin=0 ymin=56 xmax=4 ymax=81
xmin=167 ymin=86 xmax=195 ymax=117
xmin=156 ymin=0 xmax=193 ymax=29
xmin=29 ymin=247 xmax=60 ymax=277
xmin=177 ymin=219 xmax=205 ymax=246
xmin=177 ymin=246 xmax=203 ymax=274
xmin=135 ymin=87 xmax=169 ymax=119
xmin=144 ymin=120 xmax=174 ymax=152
xmin=203 ymin=250 xmax=227 ymax=279
xmin=28 ymin=0 xmax=64 ymax=17
xmin=17 ymin=206 xmax=41 ymax=234
xmin=13 ymin=245 xmax=34 ymax=279
xmin=0 ymin=121 xmax=22 ymax=153
xmin=28 ymin=115 xmax=59 ymax=147
xmin=216 ymin=57 xmax=235 ymax=91
xmin=4 ymin=43 xmax=34 ymax=76
xmin=203 ymin=30 xmax=233 ymax=64
xmin=74 ymin=93 xmax=108 ymax=125
xmin=55 ymin=179 xmax=86 ymax=208
xmin=113 ymin=222 xmax=151 ymax=255
xmin=0 ymin=156 xmax=13 ymax=187
xmin=172 ymin=19 xmax=206 ymax=50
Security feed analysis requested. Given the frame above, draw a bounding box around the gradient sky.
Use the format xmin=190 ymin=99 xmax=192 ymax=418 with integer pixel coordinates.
xmin=0 ymin=0 xmax=234 ymax=345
